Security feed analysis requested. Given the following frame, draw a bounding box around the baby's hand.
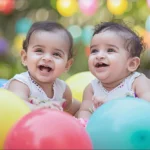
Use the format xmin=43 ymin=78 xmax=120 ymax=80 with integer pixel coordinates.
xmin=35 ymin=101 xmax=63 ymax=111
xmin=92 ymin=96 xmax=107 ymax=109
xmin=28 ymin=97 xmax=41 ymax=105
xmin=46 ymin=101 xmax=63 ymax=111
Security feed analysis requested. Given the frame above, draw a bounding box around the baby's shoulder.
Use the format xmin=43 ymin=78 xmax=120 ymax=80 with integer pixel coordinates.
xmin=55 ymin=78 xmax=67 ymax=91
xmin=12 ymin=71 xmax=30 ymax=82
xmin=133 ymin=72 xmax=150 ymax=88
xmin=3 ymin=71 xmax=29 ymax=89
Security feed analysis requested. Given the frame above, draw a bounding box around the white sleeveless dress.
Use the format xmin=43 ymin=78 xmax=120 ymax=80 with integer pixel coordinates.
xmin=91 ymin=72 xmax=141 ymax=101
xmin=3 ymin=71 xmax=66 ymax=106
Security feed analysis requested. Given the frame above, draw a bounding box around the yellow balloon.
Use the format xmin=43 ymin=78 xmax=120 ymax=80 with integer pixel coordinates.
xmin=0 ymin=89 xmax=30 ymax=149
xmin=13 ymin=34 xmax=26 ymax=52
xmin=134 ymin=25 xmax=146 ymax=36
xmin=66 ymin=71 xmax=95 ymax=102
xmin=107 ymin=0 xmax=128 ymax=15
xmin=56 ymin=0 xmax=78 ymax=17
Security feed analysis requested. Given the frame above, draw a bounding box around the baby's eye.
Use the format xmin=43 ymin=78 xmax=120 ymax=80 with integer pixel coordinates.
xmin=107 ymin=48 xmax=115 ymax=52
xmin=35 ymin=48 xmax=43 ymax=53
xmin=53 ymin=52 xmax=61 ymax=57
xmin=91 ymin=49 xmax=98 ymax=54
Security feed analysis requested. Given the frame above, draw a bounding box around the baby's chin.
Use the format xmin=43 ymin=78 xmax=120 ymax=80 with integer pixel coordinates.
xmin=35 ymin=76 xmax=54 ymax=84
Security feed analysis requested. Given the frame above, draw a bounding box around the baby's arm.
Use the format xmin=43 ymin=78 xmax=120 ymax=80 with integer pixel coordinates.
xmin=133 ymin=74 xmax=150 ymax=101
xmin=7 ymin=80 xmax=35 ymax=110
xmin=77 ymin=83 xmax=93 ymax=120
xmin=63 ymin=85 xmax=80 ymax=116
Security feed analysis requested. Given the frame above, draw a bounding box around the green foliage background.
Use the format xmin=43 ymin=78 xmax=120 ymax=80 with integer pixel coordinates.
xmin=0 ymin=0 xmax=150 ymax=80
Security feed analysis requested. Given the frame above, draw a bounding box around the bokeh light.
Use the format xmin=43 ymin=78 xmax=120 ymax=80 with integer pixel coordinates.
xmin=79 ymin=0 xmax=98 ymax=16
xmin=13 ymin=34 xmax=26 ymax=52
xmin=107 ymin=0 xmax=128 ymax=15
xmin=0 ymin=38 xmax=9 ymax=54
xmin=56 ymin=0 xmax=78 ymax=17
xmin=15 ymin=18 xmax=32 ymax=34
xmin=67 ymin=25 xmax=82 ymax=44
xmin=0 ymin=0 xmax=150 ymax=80
xmin=82 ymin=25 xmax=94 ymax=46
xmin=145 ymin=16 xmax=150 ymax=32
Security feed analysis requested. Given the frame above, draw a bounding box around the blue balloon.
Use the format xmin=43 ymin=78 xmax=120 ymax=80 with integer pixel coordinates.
xmin=0 ymin=79 xmax=7 ymax=87
xmin=145 ymin=16 xmax=150 ymax=32
xmin=15 ymin=18 xmax=32 ymax=34
xmin=82 ymin=25 xmax=94 ymax=46
xmin=86 ymin=97 xmax=150 ymax=150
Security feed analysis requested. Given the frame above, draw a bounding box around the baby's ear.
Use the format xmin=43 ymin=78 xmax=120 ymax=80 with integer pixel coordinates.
xmin=65 ymin=58 xmax=74 ymax=71
xmin=127 ymin=57 xmax=140 ymax=72
xmin=21 ymin=50 xmax=27 ymax=67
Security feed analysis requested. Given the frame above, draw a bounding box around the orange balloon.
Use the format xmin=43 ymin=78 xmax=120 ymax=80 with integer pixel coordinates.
xmin=143 ymin=31 xmax=150 ymax=49
xmin=56 ymin=0 xmax=78 ymax=17
xmin=85 ymin=46 xmax=90 ymax=57
xmin=107 ymin=0 xmax=128 ymax=15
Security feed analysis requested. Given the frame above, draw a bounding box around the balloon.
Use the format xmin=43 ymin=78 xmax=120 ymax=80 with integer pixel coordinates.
xmin=147 ymin=0 xmax=150 ymax=8
xmin=5 ymin=109 xmax=93 ymax=149
xmin=0 ymin=89 xmax=30 ymax=149
xmin=66 ymin=71 xmax=95 ymax=102
xmin=56 ymin=0 xmax=78 ymax=17
xmin=67 ymin=25 xmax=82 ymax=44
xmin=79 ymin=0 xmax=97 ymax=16
xmin=145 ymin=16 xmax=150 ymax=32
xmin=85 ymin=46 xmax=90 ymax=56
xmin=0 ymin=38 xmax=9 ymax=54
xmin=0 ymin=0 xmax=15 ymax=14
xmin=82 ymin=25 xmax=94 ymax=46
xmin=13 ymin=34 xmax=26 ymax=52
xmin=134 ymin=25 xmax=146 ymax=37
xmin=107 ymin=0 xmax=128 ymax=15
xmin=15 ymin=18 xmax=32 ymax=34
xmin=143 ymin=31 xmax=150 ymax=49
xmin=86 ymin=97 xmax=150 ymax=149
xmin=0 ymin=79 xmax=7 ymax=87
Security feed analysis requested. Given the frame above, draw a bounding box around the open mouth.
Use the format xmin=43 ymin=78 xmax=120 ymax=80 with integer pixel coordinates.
xmin=39 ymin=65 xmax=52 ymax=72
xmin=95 ymin=62 xmax=109 ymax=68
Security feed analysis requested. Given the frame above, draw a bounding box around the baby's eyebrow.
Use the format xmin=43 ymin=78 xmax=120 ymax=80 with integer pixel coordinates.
xmin=54 ymin=48 xmax=65 ymax=55
xmin=107 ymin=44 xmax=119 ymax=50
xmin=32 ymin=45 xmax=44 ymax=48
xmin=90 ymin=45 xmax=97 ymax=49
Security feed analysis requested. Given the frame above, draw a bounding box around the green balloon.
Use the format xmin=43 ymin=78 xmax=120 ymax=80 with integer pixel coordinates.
xmin=86 ymin=97 xmax=150 ymax=149
xmin=67 ymin=25 xmax=82 ymax=44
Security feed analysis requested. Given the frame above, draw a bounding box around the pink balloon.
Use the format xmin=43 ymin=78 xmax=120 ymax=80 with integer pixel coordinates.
xmin=79 ymin=0 xmax=98 ymax=16
xmin=4 ymin=109 xmax=93 ymax=149
xmin=147 ymin=0 xmax=150 ymax=8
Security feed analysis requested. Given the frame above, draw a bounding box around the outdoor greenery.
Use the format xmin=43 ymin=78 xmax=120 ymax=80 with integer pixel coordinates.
xmin=0 ymin=0 xmax=150 ymax=80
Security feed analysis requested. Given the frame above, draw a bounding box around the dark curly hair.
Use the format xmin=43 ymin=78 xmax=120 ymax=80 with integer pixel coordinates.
xmin=23 ymin=21 xmax=73 ymax=59
xmin=93 ymin=21 xmax=145 ymax=58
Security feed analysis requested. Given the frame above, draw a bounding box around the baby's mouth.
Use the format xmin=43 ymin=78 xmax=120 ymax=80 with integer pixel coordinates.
xmin=39 ymin=65 xmax=52 ymax=72
xmin=95 ymin=62 xmax=109 ymax=68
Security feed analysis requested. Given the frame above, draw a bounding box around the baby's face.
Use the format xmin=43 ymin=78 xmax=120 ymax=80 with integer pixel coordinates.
xmin=21 ymin=30 xmax=72 ymax=84
xmin=88 ymin=30 xmax=131 ymax=84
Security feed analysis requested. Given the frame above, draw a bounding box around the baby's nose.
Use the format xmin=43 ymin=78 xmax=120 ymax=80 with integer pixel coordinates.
xmin=96 ymin=51 xmax=106 ymax=59
xmin=42 ymin=53 xmax=52 ymax=61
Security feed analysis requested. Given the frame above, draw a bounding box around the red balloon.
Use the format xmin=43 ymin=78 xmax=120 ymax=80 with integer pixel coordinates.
xmin=4 ymin=109 xmax=93 ymax=149
xmin=0 ymin=0 xmax=15 ymax=15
